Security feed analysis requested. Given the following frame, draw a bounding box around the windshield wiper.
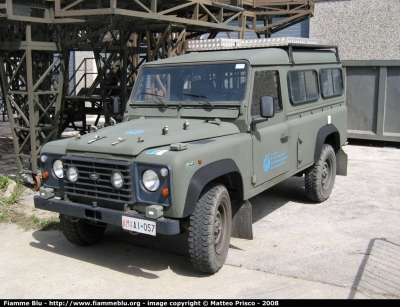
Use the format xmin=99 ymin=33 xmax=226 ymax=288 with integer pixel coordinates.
xmin=140 ymin=92 xmax=169 ymax=108
xmin=182 ymin=93 xmax=215 ymax=108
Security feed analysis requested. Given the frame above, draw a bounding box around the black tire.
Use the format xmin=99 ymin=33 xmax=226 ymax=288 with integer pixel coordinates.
xmin=59 ymin=214 xmax=106 ymax=246
xmin=305 ymin=144 xmax=337 ymax=202
xmin=188 ymin=183 xmax=232 ymax=274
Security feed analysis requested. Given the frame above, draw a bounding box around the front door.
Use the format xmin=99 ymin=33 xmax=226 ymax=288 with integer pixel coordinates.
xmin=251 ymin=70 xmax=290 ymax=186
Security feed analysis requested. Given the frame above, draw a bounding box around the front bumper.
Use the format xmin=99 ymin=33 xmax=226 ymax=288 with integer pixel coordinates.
xmin=34 ymin=196 xmax=180 ymax=235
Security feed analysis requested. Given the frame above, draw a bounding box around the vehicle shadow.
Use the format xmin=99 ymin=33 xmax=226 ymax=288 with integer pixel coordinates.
xmin=30 ymin=228 xmax=199 ymax=278
xmin=250 ymin=175 xmax=314 ymax=224
xmin=30 ymin=176 xmax=314 ymax=278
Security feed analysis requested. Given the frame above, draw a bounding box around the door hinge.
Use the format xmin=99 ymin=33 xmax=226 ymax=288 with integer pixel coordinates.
xmin=251 ymin=174 xmax=257 ymax=184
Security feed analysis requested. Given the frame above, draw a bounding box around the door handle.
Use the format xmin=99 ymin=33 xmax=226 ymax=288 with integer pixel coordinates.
xmin=280 ymin=135 xmax=289 ymax=143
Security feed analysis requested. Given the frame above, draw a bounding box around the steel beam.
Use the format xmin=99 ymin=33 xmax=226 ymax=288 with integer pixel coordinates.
xmin=0 ymin=0 xmax=315 ymax=180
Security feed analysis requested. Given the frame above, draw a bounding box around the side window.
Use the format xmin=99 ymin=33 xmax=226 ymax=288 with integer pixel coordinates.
xmin=320 ymin=68 xmax=343 ymax=98
xmin=288 ymin=70 xmax=319 ymax=104
xmin=251 ymin=70 xmax=281 ymax=117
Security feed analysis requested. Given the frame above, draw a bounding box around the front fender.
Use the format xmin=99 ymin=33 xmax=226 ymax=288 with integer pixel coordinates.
xmin=182 ymin=159 xmax=242 ymax=217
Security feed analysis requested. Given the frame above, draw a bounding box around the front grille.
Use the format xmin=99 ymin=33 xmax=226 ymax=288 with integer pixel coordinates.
xmin=63 ymin=156 xmax=134 ymax=204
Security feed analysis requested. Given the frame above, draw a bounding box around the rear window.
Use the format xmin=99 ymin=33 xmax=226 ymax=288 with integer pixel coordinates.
xmin=320 ymin=68 xmax=343 ymax=98
xmin=288 ymin=70 xmax=319 ymax=104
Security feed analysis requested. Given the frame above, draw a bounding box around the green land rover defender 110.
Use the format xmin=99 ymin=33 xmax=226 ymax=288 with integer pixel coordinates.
xmin=35 ymin=38 xmax=348 ymax=274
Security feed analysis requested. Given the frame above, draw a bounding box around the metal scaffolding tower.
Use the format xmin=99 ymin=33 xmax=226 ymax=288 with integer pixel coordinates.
xmin=0 ymin=0 xmax=315 ymax=187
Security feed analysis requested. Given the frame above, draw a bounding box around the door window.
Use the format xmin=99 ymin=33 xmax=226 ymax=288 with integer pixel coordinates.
xmin=251 ymin=70 xmax=281 ymax=117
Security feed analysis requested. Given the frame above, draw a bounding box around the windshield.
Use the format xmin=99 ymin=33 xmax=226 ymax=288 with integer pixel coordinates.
xmin=130 ymin=62 xmax=248 ymax=105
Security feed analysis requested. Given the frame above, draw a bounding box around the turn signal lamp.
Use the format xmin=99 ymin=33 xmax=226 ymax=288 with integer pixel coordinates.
xmin=161 ymin=187 xmax=170 ymax=197
xmin=42 ymin=171 xmax=49 ymax=179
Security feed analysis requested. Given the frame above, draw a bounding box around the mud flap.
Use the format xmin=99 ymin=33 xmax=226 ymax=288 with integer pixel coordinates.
xmin=231 ymin=200 xmax=253 ymax=240
xmin=336 ymin=148 xmax=348 ymax=176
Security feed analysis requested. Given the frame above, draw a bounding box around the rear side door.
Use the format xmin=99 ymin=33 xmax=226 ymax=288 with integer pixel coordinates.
xmin=250 ymin=70 xmax=290 ymax=186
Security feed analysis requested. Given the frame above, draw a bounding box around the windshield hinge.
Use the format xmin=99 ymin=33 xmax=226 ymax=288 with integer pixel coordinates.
xmin=111 ymin=137 xmax=126 ymax=146
xmin=87 ymin=135 xmax=107 ymax=144
xmin=205 ymin=118 xmax=222 ymax=126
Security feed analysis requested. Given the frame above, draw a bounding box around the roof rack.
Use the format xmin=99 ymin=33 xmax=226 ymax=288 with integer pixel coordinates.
xmin=187 ymin=37 xmax=340 ymax=64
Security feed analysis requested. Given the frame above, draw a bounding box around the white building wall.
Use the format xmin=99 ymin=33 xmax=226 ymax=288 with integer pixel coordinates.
xmin=74 ymin=51 xmax=97 ymax=96
xmin=310 ymin=0 xmax=400 ymax=60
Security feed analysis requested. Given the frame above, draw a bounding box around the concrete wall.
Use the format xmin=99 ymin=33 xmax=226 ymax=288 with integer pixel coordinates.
xmin=310 ymin=0 xmax=400 ymax=60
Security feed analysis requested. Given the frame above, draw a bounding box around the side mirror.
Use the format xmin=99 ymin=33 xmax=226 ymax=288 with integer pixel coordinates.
xmin=260 ymin=96 xmax=275 ymax=118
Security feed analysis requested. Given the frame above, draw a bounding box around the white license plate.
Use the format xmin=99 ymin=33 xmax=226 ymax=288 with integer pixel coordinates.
xmin=122 ymin=216 xmax=156 ymax=236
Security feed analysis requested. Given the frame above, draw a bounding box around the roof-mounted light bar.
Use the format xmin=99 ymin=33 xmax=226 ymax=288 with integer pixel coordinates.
xmin=187 ymin=37 xmax=321 ymax=52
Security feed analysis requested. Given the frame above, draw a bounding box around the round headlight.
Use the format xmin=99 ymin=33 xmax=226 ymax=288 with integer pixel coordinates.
xmin=142 ymin=170 xmax=160 ymax=192
xmin=53 ymin=160 xmax=64 ymax=178
xmin=66 ymin=167 xmax=78 ymax=183
xmin=40 ymin=155 xmax=48 ymax=163
xmin=111 ymin=171 xmax=124 ymax=189
xmin=160 ymin=167 xmax=169 ymax=177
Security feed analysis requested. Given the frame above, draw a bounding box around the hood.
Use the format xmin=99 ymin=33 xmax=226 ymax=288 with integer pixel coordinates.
xmin=66 ymin=118 xmax=240 ymax=156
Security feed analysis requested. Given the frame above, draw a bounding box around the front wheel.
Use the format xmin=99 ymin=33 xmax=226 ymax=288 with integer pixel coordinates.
xmin=305 ymin=144 xmax=336 ymax=202
xmin=188 ymin=183 xmax=232 ymax=274
xmin=59 ymin=214 xmax=107 ymax=246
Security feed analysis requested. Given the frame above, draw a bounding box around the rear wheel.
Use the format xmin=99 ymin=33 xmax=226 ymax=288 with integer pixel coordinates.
xmin=188 ymin=183 xmax=232 ymax=274
xmin=59 ymin=214 xmax=106 ymax=246
xmin=305 ymin=144 xmax=336 ymax=202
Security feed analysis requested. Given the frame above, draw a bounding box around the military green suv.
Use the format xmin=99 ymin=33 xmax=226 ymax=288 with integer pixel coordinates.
xmin=35 ymin=38 xmax=348 ymax=274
